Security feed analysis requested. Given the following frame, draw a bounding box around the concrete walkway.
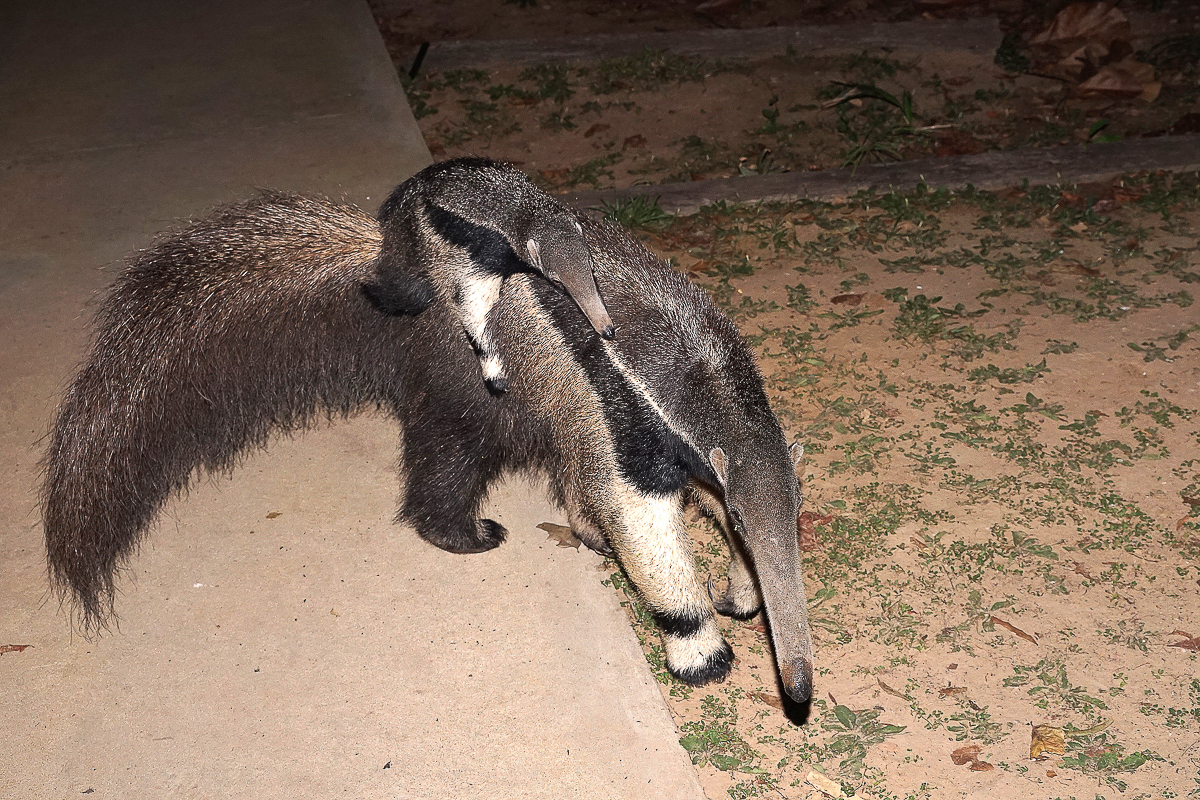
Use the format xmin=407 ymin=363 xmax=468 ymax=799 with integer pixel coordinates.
xmin=0 ymin=2 xmax=703 ymax=798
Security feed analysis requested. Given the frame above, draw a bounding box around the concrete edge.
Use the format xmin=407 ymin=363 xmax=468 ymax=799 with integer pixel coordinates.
xmin=559 ymin=134 xmax=1200 ymax=215
xmin=417 ymin=17 xmax=1004 ymax=72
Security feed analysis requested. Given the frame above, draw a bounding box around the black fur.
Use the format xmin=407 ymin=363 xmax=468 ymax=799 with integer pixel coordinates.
xmin=360 ymin=274 xmax=436 ymax=316
xmin=423 ymin=201 xmax=532 ymax=279
xmin=528 ymin=279 xmax=716 ymax=494
xmin=650 ymin=609 xmax=705 ymax=639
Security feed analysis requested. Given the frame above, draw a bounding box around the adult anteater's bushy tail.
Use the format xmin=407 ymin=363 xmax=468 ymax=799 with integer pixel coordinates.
xmin=41 ymin=192 xmax=399 ymax=630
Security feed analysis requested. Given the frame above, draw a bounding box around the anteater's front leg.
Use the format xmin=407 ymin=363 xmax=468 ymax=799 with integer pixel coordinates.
xmin=602 ymin=487 xmax=733 ymax=686
xmin=397 ymin=402 xmax=507 ymax=554
xmin=692 ymin=483 xmax=763 ymax=620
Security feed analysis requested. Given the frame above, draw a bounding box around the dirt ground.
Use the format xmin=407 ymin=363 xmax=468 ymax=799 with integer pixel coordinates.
xmin=376 ymin=0 xmax=1200 ymax=189
xmin=368 ymin=4 xmax=1200 ymax=798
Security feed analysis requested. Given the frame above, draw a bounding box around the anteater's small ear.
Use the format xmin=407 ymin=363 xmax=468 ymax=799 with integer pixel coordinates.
xmin=789 ymin=442 xmax=804 ymax=467
xmin=525 ymin=238 xmax=542 ymax=269
xmin=709 ymin=447 xmax=729 ymax=487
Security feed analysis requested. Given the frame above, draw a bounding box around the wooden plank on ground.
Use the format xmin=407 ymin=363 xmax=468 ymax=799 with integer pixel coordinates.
xmin=560 ymin=135 xmax=1200 ymax=215
xmin=417 ymin=18 xmax=1003 ymax=72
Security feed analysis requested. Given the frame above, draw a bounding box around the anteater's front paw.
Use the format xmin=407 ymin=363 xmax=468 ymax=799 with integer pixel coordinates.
xmin=707 ymin=575 xmax=763 ymax=620
xmin=420 ymin=518 xmax=507 ymax=554
xmin=659 ymin=615 xmax=734 ymax=686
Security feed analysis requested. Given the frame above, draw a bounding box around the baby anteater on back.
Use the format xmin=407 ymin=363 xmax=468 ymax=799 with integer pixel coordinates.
xmin=363 ymin=157 xmax=614 ymax=394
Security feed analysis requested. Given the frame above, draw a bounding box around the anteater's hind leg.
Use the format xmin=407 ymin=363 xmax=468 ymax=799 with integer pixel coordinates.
xmin=600 ymin=486 xmax=733 ymax=686
xmin=397 ymin=412 xmax=507 ymax=554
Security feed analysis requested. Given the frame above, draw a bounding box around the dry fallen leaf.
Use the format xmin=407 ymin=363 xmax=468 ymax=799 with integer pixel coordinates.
xmin=1030 ymin=2 xmax=1130 ymax=50
xmin=939 ymin=686 xmax=968 ymax=697
xmin=265 ymin=511 xmax=282 ymax=519
xmin=805 ymin=769 xmax=844 ymax=798
xmin=1059 ymin=262 xmax=1101 ymax=276
xmin=877 ymin=679 xmax=911 ymax=700
xmin=990 ymin=615 xmax=1038 ymax=644
xmin=1169 ymin=633 xmax=1200 ymax=652
xmin=537 ymin=522 xmax=581 ymax=550
xmin=831 ymin=293 xmax=865 ymax=306
xmin=0 ymin=644 xmax=32 ymax=654
xmin=539 ymin=168 xmax=570 ymax=183
xmin=951 ymin=744 xmax=982 ymax=765
xmin=933 ymin=129 xmax=985 ymax=157
xmin=798 ymin=511 xmax=833 ymax=552
xmin=1031 ymin=725 xmax=1066 ymax=759
xmin=1077 ymin=56 xmax=1160 ymax=101
xmin=748 ymin=690 xmax=784 ymax=710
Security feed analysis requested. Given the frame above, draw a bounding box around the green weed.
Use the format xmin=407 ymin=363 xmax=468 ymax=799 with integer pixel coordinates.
xmin=599 ymin=195 xmax=673 ymax=230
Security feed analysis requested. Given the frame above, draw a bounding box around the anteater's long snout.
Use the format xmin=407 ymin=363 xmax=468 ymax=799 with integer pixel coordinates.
xmin=559 ymin=270 xmax=615 ymax=339
xmin=779 ymin=656 xmax=814 ymax=704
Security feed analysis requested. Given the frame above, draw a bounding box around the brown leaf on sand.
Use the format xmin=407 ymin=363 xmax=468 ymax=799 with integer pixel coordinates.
xmin=951 ymin=744 xmax=982 ymax=765
xmin=990 ymin=615 xmax=1038 ymax=644
xmin=537 ymin=522 xmax=581 ymax=550
xmin=1030 ymin=2 xmax=1130 ymax=50
xmin=798 ymin=512 xmax=833 ymax=551
xmin=952 ymin=743 xmax=995 ymax=771
xmin=939 ymin=686 xmax=968 ymax=697
xmin=748 ymin=690 xmax=784 ymax=710
xmin=831 ymin=293 xmax=864 ymax=306
xmin=0 ymin=644 xmax=32 ymax=654
xmin=1031 ymin=725 xmax=1066 ymax=759
xmin=1169 ymin=632 xmax=1200 ymax=652
xmin=1059 ymin=262 xmax=1101 ymax=277
xmin=1027 ymin=2 xmax=1145 ymax=87
xmin=934 ymin=129 xmax=985 ymax=157
xmin=1077 ymin=57 xmax=1160 ymax=101
xmin=539 ymin=168 xmax=570 ymax=184
xmin=877 ymin=679 xmax=912 ymax=700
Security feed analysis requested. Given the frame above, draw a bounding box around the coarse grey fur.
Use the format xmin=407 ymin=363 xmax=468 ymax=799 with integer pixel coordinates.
xmin=40 ymin=190 xmax=814 ymax=703
xmin=363 ymin=157 xmax=614 ymax=394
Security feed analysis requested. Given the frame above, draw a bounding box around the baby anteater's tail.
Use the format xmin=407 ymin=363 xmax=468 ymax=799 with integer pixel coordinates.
xmin=41 ymin=192 xmax=399 ymax=630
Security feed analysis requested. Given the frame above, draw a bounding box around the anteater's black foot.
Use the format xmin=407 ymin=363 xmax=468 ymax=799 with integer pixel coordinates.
xmin=419 ymin=518 xmax=507 ymax=554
